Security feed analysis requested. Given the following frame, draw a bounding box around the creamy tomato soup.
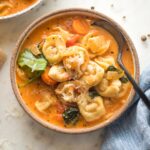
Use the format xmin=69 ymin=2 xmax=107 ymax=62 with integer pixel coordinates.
xmin=16 ymin=16 xmax=134 ymax=128
xmin=0 ymin=0 xmax=37 ymax=16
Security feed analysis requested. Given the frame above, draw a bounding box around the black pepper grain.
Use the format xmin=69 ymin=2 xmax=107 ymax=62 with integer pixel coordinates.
xmin=141 ymin=35 xmax=147 ymax=41
xmin=122 ymin=16 xmax=126 ymax=19
xmin=147 ymin=34 xmax=150 ymax=37
xmin=91 ymin=6 xmax=95 ymax=10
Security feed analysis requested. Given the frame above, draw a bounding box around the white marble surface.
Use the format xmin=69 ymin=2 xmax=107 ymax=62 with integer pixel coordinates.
xmin=0 ymin=0 xmax=150 ymax=149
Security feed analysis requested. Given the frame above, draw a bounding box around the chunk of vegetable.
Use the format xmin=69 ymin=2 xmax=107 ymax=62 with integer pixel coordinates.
xmin=30 ymin=44 xmax=41 ymax=56
xmin=107 ymin=65 xmax=124 ymax=75
xmin=107 ymin=65 xmax=118 ymax=72
xmin=66 ymin=34 xmax=81 ymax=47
xmin=18 ymin=49 xmax=47 ymax=72
xmin=17 ymin=50 xmax=47 ymax=86
xmin=72 ymin=18 xmax=89 ymax=35
xmin=41 ymin=67 xmax=57 ymax=85
xmin=89 ymin=89 xmax=100 ymax=98
xmin=119 ymin=76 xmax=128 ymax=83
xmin=62 ymin=107 xmax=79 ymax=125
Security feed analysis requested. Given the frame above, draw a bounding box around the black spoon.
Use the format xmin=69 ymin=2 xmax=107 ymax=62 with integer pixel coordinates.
xmin=93 ymin=20 xmax=150 ymax=110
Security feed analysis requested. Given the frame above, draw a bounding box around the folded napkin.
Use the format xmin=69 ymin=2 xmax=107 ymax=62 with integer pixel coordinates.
xmin=101 ymin=65 xmax=150 ymax=150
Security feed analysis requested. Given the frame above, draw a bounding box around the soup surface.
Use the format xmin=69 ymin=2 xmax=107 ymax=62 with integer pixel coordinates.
xmin=0 ymin=0 xmax=37 ymax=16
xmin=16 ymin=15 xmax=134 ymax=129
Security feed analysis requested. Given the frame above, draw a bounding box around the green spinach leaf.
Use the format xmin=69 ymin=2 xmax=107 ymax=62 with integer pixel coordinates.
xmin=119 ymin=76 xmax=128 ymax=83
xmin=89 ymin=89 xmax=100 ymax=98
xmin=62 ymin=107 xmax=79 ymax=125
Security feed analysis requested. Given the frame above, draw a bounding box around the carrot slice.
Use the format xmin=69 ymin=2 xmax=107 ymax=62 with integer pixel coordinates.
xmin=41 ymin=67 xmax=57 ymax=85
xmin=72 ymin=18 xmax=89 ymax=35
xmin=66 ymin=34 xmax=81 ymax=47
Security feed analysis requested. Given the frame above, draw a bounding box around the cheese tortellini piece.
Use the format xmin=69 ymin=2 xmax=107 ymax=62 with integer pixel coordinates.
xmin=63 ymin=46 xmax=89 ymax=79
xmin=118 ymin=83 xmax=130 ymax=98
xmin=48 ymin=63 xmax=71 ymax=82
xmin=80 ymin=61 xmax=104 ymax=87
xmin=35 ymin=90 xmax=57 ymax=112
xmin=82 ymin=31 xmax=110 ymax=58
xmin=55 ymin=80 xmax=87 ymax=103
xmin=52 ymin=27 xmax=73 ymax=41
xmin=94 ymin=56 xmax=115 ymax=71
xmin=77 ymin=93 xmax=106 ymax=122
xmin=96 ymin=79 xmax=121 ymax=98
xmin=42 ymin=34 xmax=66 ymax=64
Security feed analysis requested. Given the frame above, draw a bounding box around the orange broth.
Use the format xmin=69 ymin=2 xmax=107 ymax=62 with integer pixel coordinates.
xmin=16 ymin=16 xmax=134 ymax=128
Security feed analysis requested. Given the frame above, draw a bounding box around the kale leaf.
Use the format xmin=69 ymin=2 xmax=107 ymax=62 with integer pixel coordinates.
xmin=107 ymin=65 xmax=118 ymax=72
xmin=62 ymin=107 xmax=79 ymax=125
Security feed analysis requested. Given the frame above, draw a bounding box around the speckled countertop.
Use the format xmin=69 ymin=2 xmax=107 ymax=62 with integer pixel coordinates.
xmin=0 ymin=0 xmax=150 ymax=150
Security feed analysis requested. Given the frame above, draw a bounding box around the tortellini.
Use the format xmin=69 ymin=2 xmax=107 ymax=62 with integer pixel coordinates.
xmin=94 ymin=56 xmax=115 ymax=71
xmin=82 ymin=30 xmax=99 ymax=48
xmin=80 ymin=61 xmax=104 ymax=87
xmin=118 ymin=83 xmax=130 ymax=98
xmin=0 ymin=2 xmax=12 ymax=16
xmin=35 ymin=100 xmax=52 ymax=113
xmin=42 ymin=34 xmax=66 ymax=64
xmin=82 ymin=31 xmax=110 ymax=58
xmin=35 ymin=90 xmax=57 ymax=112
xmin=96 ymin=78 xmax=128 ymax=98
xmin=55 ymin=80 xmax=87 ymax=103
xmin=52 ymin=27 xmax=73 ymax=41
xmin=106 ymin=70 xmax=124 ymax=80
xmin=96 ymin=79 xmax=121 ymax=98
xmin=63 ymin=46 xmax=89 ymax=79
xmin=48 ymin=63 xmax=71 ymax=82
xmin=77 ymin=93 xmax=106 ymax=122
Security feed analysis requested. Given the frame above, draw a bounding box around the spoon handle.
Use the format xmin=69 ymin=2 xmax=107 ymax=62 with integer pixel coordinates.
xmin=119 ymin=62 xmax=150 ymax=110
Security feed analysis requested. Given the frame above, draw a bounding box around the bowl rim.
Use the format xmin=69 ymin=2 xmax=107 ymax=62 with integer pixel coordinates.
xmin=10 ymin=8 xmax=140 ymax=134
xmin=0 ymin=0 xmax=43 ymax=20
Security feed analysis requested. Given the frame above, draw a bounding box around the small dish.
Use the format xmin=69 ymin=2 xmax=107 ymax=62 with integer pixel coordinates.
xmin=0 ymin=0 xmax=43 ymax=21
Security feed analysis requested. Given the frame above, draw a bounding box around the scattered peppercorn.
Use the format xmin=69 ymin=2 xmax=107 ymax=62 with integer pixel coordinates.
xmin=147 ymin=34 xmax=150 ymax=37
xmin=122 ymin=16 xmax=126 ymax=19
xmin=91 ymin=6 xmax=95 ymax=10
xmin=141 ymin=35 xmax=147 ymax=41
